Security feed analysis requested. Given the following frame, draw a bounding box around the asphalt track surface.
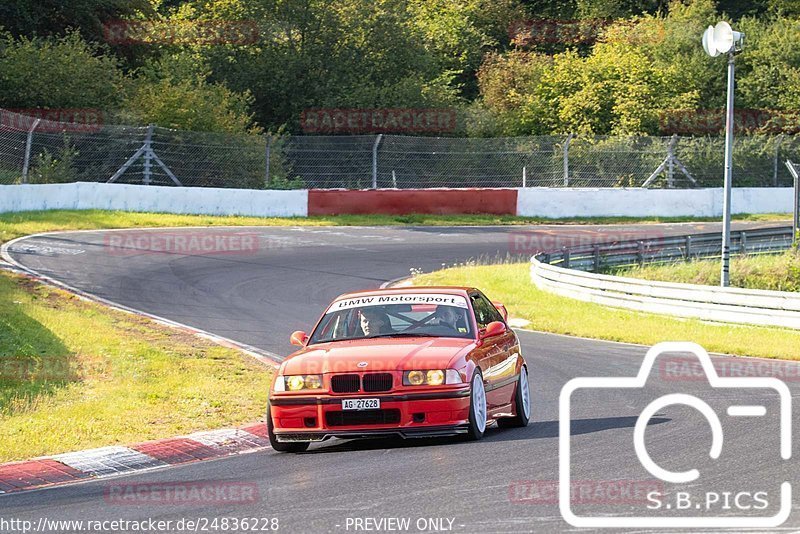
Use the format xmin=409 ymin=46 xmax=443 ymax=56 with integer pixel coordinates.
xmin=3 ymin=222 xmax=799 ymax=534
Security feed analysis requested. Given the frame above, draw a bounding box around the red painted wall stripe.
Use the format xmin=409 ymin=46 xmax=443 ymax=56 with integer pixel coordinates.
xmin=308 ymin=189 xmax=518 ymax=216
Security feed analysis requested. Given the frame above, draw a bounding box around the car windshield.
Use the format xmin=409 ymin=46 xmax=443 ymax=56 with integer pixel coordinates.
xmin=308 ymin=293 xmax=473 ymax=344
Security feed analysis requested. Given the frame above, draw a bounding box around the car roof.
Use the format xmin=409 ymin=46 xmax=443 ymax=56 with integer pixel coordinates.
xmin=332 ymin=286 xmax=475 ymax=302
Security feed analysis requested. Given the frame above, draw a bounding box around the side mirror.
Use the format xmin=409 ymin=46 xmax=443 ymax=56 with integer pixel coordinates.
xmin=290 ymin=330 xmax=309 ymax=347
xmin=493 ymin=302 xmax=508 ymax=322
xmin=481 ymin=321 xmax=507 ymax=339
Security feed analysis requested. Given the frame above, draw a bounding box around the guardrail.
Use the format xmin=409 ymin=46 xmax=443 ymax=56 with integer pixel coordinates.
xmin=530 ymin=226 xmax=800 ymax=329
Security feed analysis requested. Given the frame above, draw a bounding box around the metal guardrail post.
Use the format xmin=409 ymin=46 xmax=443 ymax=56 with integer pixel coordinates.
xmin=685 ymin=235 xmax=692 ymax=261
xmin=593 ymin=245 xmax=600 ymax=273
xmin=637 ymin=241 xmax=645 ymax=266
xmin=21 ymin=118 xmax=41 ymax=184
xmin=372 ymin=134 xmax=383 ymax=189
xmin=562 ymin=248 xmax=570 ymax=268
xmin=740 ymin=231 xmax=747 ymax=255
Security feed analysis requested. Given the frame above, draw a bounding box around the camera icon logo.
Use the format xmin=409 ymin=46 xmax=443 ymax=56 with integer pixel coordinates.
xmin=559 ymin=341 xmax=792 ymax=528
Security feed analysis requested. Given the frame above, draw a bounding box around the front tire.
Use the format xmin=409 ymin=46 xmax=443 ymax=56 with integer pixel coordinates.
xmin=466 ymin=371 xmax=487 ymax=440
xmin=498 ymin=366 xmax=531 ymax=428
xmin=267 ymin=401 xmax=310 ymax=453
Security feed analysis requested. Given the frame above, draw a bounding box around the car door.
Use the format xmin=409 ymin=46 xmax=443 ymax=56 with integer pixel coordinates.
xmin=469 ymin=291 xmax=516 ymax=410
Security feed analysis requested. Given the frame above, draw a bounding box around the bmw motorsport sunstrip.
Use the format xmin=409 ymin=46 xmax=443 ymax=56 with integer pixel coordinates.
xmin=267 ymin=287 xmax=531 ymax=452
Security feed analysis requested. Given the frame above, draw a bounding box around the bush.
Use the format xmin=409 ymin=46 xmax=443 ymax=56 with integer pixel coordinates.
xmin=28 ymin=136 xmax=78 ymax=184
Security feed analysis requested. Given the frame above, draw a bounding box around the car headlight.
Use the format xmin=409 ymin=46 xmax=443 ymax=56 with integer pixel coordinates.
xmin=274 ymin=374 xmax=323 ymax=392
xmin=403 ymin=369 xmax=461 ymax=386
xmin=427 ymin=370 xmax=445 ymax=385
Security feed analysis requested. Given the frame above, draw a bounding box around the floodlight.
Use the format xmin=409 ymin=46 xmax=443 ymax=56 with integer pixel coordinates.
xmin=701 ymin=21 xmax=744 ymax=287
xmin=712 ymin=21 xmax=743 ymax=54
xmin=702 ymin=22 xmax=743 ymax=58
xmin=702 ymin=26 xmax=718 ymax=57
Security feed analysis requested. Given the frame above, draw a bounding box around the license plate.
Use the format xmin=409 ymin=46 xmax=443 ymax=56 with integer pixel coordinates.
xmin=342 ymin=398 xmax=380 ymax=411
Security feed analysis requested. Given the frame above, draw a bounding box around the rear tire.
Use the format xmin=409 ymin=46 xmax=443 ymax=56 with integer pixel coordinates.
xmin=466 ymin=371 xmax=487 ymax=441
xmin=498 ymin=366 xmax=531 ymax=429
xmin=267 ymin=401 xmax=310 ymax=453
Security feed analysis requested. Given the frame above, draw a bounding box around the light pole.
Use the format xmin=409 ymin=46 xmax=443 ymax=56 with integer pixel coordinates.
xmin=702 ymin=22 xmax=744 ymax=287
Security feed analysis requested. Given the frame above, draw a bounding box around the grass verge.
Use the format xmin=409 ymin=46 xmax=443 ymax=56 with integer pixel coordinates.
xmin=614 ymin=251 xmax=800 ymax=292
xmin=0 ymin=271 xmax=272 ymax=462
xmin=0 ymin=210 xmax=791 ymax=246
xmin=413 ymin=262 xmax=800 ymax=360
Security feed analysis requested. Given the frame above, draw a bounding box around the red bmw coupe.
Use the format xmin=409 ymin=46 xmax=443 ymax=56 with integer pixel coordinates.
xmin=267 ymin=286 xmax=530 ymax=452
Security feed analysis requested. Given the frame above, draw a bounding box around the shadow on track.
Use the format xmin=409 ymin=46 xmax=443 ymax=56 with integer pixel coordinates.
xmin=283 ymin=415 xmax=669 ymax=455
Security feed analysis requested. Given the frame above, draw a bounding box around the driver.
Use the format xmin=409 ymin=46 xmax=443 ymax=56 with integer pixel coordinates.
xmin=432 ymin=305 xmax=460 ymax=331
xmin=360 ymin=308 xmax=392 ymax=336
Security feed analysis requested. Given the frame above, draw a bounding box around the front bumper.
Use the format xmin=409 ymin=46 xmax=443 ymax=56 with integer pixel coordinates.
xmin=269 ymin=388 xmax=471 ymax=442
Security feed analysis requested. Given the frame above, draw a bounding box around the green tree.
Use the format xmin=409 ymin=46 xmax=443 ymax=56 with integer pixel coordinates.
xmin=121 ymin=76 xmax=257 ymax=133
xmin=0 ymin=0 xmax=153 ymax=41
xmin=475 ymin=50 xmax=553 ymax=134
xmin=0 ymin=31 xmax=127 ymax=109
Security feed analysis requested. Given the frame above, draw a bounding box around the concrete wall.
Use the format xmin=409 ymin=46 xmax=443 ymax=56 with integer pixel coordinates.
xmin=0 ymin=183 xmax=792 ymax=218
xmin=515 ymin=187 xmax=794 ymax=218
xmin=0 ymin=183 xmax=309 ymax=217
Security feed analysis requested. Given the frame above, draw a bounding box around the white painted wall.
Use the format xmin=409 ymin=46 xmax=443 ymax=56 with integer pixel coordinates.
xmin=0 ymin=183 xmax=792 ymax=218
xmin=0 ymin=183 xmax=308 ymax=217
xmin=516 ymin=187 xmax=794 ymax=218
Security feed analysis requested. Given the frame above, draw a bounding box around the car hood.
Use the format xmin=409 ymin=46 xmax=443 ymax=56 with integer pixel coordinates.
xmin=282 ymin=337 xmax=475 ymax=375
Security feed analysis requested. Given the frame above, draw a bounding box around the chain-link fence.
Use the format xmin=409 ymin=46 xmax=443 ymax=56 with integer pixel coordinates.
xmin=2 ymin=108 xmax=799 ymax=189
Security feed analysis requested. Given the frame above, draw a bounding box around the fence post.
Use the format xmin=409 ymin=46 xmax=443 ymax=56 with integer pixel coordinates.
xmin=265 ymin=134 xmax=272 ymax=188
xmin=773 ymin=135 xmax=784 ymax=187
xmin=21 ymin=118 xmax=41 ymax=184
xmin=143 ymin=124 xmax=154 ymax=185
xmin=563 ymin=133 xmax=573 ymax=187
xmin=667 ymin=134 xmax=677 ymax=188
xmin=786 ymin=160 xmax=799 ymax=246
xmin=372 ymin=134 xmax=383 ymax=189
xmin=795 ymin=165 xmax=799 ymax=246
xmin=522 ymin=166 xmax=527 ymax=188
